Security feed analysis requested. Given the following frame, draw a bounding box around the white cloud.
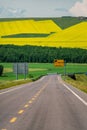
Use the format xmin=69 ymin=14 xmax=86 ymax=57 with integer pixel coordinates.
xmin=0 ymin=6 xmax=26 ymax=18
xmin=69 ymin=0 xmax=87 ymax=16
xmin=8 ymin=8 xmax=18 ymax=14
xmin=0 ymin=0 xmax=83 ymax=17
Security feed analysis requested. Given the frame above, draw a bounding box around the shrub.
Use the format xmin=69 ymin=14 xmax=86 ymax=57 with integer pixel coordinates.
xmin=68 ymin=74 xmax=76 ymax=80
xmin=0 ymin=65 xmax=4 ymax=76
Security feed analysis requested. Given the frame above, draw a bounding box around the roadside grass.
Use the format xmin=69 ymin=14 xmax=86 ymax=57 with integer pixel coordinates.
xmin=64 ymin=74 xmax=87 ymax=93
xmin=0 ymin=79 xmax=32 ymax=90
xmin=0 ymin=63 xmax=87 ymax=91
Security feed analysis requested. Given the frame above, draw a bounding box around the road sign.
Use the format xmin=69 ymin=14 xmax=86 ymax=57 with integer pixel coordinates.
xmin=13 ymin=63 xmax=28 ymax=74
xmin=13 ymin=63 xmax=28 ymax=80
xmin=54 ymin=59 xmax=64 ymax=67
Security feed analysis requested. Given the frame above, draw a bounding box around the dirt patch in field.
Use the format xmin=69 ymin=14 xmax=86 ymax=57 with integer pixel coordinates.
xmin=29 ymin=68 xmax=47 ymax=71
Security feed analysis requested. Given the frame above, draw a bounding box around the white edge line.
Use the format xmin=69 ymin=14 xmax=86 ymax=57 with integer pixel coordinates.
xmin=63 ymin=83 xmax=87 ymax=106
xmin=0 ymin=82 xmax=33 ymax=95
xmin=0 ymin=76 xmax=46 ymax=95
xmin=0 ymin=86 xmax=25 ymax=95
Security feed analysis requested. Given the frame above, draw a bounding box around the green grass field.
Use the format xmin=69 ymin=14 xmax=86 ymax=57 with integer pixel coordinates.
xmin=0 ymin=63 xmax=87 ymax=92
xmin=1 ymin=63 xmax=87 ymax=80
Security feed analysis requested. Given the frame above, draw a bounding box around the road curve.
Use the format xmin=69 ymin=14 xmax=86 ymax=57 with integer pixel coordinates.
xmin=0 ymin=75 xmax=87 ymax=130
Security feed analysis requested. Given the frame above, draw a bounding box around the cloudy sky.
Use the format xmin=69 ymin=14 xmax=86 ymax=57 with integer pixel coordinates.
xmin=0 ymin=0 xmax=87 ymax=18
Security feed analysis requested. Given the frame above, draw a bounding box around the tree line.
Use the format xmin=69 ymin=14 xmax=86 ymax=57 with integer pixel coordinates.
xmin=0 ymin=45 xmax=87 ymax=63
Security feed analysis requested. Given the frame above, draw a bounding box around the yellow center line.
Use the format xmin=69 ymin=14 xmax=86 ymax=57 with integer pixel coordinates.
xmin=18 ymin=110 xmax=24 ymax=114
xmin=2 ymin=79 xmax=51 ymax=130
xmin=24 ymin=104 xmax=29 ymax=108
xmin=34 ymin=95 xmax=37 ymax=98
xmin=36 ymin=93 xmax=39 ymax=96
xmin=38 ymin=92 xmax=41 ymax=94
xmin=10 ymin=117 xmax=17 ymax=123
xmin=34 ymin=82 xmax=49 ymax=97
xmin=29 ymin=100 xmax=33 ymax=104
xmin=40 ymin=91 xmax=42 ymax=93
xmin=32 ymin=97 xmax=35 ymax=101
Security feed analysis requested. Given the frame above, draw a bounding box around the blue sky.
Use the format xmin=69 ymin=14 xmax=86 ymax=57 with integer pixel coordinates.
xmin=0 ymin=0 xmax=87 ymax=18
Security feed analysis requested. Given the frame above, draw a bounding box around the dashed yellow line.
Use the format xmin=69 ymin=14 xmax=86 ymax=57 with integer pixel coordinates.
xmin=3 ymin=79 xmax=50 ymax=130
xmin=34 ymin=95 xmax=37 ymax=98
xmin=36 ymin=93 xmax=39 ymax=96
xmin=29 ymin=100 xmax=33 ymax=104
xmin=32 ymin=97 xmax=35 ymax=101
xmin=39 ymin=91 xmax=41 ymax=93
xmin=10 ymin=117 xmax=17 ymax=123
xmin=24 ymin=104 xmax=29 ymax=108
xmin=18 ymin=110 xmax=24 ymax=114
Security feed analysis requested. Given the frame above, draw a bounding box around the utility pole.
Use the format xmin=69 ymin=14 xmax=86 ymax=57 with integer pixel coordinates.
xmin=64 ymin=61 xmax=66 ymax=79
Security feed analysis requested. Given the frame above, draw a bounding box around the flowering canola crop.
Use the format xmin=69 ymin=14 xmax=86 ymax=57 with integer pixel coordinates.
xmin=0 ymin=19 xmax=87 ymax=49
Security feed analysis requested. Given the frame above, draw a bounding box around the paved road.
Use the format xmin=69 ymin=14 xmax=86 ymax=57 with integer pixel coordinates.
xmin=0 ymin=75 xmax=87 ymax=130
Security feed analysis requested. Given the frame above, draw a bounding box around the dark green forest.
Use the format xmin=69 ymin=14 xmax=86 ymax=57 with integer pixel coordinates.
xmin=0 ymin=45 xmax=87 ymax=63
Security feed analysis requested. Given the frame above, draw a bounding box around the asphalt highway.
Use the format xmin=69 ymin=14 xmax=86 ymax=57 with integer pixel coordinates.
xmin=0 ymin=75 xmax=87 ymax=130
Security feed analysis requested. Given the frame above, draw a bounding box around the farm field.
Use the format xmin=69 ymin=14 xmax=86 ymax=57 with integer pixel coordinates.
xmin=0 ymin=63 xmax=87 ymax=92
xmin=0 ymin=18 xmax=87 ymax=49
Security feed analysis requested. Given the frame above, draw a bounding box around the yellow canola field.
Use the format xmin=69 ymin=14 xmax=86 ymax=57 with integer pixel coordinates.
xmin=0 ymin=38 xmax=86 ymax=49
xmin=0 ymin=19 xmax=61 ymax=36
xmin=46 ymin=22 xmax=87 ymax=49
xmin=36 ymin=20 xmax=62 ymax=33
xmin=0 ymin=21 xmax=20 ymax=36
xmin=0 ymin=19 xmax=87 ymax=49
xmin=48 ymin=22 xmax=87 ymax=41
